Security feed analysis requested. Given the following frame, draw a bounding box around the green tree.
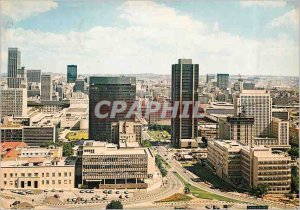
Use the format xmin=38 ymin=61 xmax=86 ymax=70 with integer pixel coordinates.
xmin=106 ymin=200 xmax=123 ymax=209
xmin=291 ymin=166 xmax=299 ymax=194
xmin=155 ymin=154 xmax=168 ymax=177
xmin=141 ymin=140 xmax=151 ymax=148
xmin=288 ymin=147 xmax=299 ymax=159
xmin=250 ymin=184 xmax=268 ymax=197
xmin=62 ymin=142 xmax=74 ymax=157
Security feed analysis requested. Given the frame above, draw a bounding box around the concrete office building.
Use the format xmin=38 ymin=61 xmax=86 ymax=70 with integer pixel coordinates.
xmin=74 ymin=79 xmax=85 ymax=92
xmin=1 ymin=157 xmax=75 ymax=190
xmin=1 ymin=88 xmax=27 ymax=117
xmin=81 ymin=141 xmax=155 ymax=189
xmin=41 ymin=74 xmax=53 ymax=101
xmin=207 ymin=140 xmax=291 ymax=193
xmin=206 ymin=74 xmax=215 ymax=83
xmin=272 ymin=117 xmax=289 ymax=146
xmin=27 ymin=70 xmax=41 ymax=83
xmin=217 ymin=74 xmax=229 ymax=90
xmin=171 ymin=59 xmax=199 ymax=148
xmin=7 ymin=48 xmax=22 ymax=88
xmin=272 ymin=109 xmax=289 ymax=121
xmin=111 ymin=121 xmax=143 ymax=145
xmin=219 ymin=116 xmax=254 ymax=145
xmin=89 ymin=76 xmax=136 ymax=143
xmin=234 ymin=90 xmax=272 ymax=137
xmin=67 ymin=65 xmax=77 ymax=83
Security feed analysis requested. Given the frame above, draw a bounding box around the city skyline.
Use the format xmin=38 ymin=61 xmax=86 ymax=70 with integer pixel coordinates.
xmin=1 ymin=0 xmax=299 ymax=76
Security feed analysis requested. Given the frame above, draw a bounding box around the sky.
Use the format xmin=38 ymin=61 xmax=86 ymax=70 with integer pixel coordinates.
xmin=0 ymin=0 xmax=299 ymax=76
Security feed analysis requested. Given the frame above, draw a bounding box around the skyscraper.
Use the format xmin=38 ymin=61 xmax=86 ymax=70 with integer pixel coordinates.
xmin=217 ymin=73 xmax=229 ymax=90
xmin=41 ymin=74 xmax=53 ymax=101
xmin=7 ymin=48 xmax=21 ymax=88
xmin=1 ymin=88 xmax=27 ymax=117
xmin=234 ymin=90 xmax=272 ymax=137
xmin=171 ymin=59 xmax=199 ymax=148
xmin=27 ymin=70 xmax=41 ymax=83
xmin=89 ymin=76 xmax=136 ymax=142
xmin=67 ymin=65 xmax=77 ymax=83
xmin=73 ymin=79 xmax=85 ymax=92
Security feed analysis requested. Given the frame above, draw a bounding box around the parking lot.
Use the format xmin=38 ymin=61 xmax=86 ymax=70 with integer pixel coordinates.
xmin=5 ymin=188 xmax=134 ymax=205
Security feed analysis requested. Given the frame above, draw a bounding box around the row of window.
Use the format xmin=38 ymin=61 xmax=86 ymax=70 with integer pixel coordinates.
xmin=3 ymin=172 xmax=72 ymax=178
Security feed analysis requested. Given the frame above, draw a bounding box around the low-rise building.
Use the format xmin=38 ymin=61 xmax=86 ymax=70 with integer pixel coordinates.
xmin=81 ymin=141 xmax=155 ymax=189
xmin=1 ymin=157 xmax=76 ymax=190
xmin=207 ymin=140 xmax=291 ymax=193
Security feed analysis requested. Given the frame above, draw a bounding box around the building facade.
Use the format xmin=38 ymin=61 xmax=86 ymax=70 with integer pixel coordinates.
xmin=1 ymin=88 xmax=27 ymax=117
xmin=27 ymin=70 xmax=41 ymax=83
xmin=171 ymin=59 xmax=199 ymax=148
xmin=89 ymin=76 xmax=136 ymax=143
xmin=7 ymin=48 xmax=22 ymax=88
xmin=217 ymin=73 xmax=229 ymax=90
xmin=234 ymin=90 xmax=272 ymax=138
xmin=81 ymin=141 xmax=155 ymax=189
xmin=41 ymin=74 xmax=53 ymax=101
xmin=208 ymin=140 xmax=291 ymax=193
xmin=67 ymin=65 xmax=77 ymax=83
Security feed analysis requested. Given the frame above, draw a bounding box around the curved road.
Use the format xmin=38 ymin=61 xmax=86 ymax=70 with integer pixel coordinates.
xmin=157 ymin=146 xmax=297 ymax=209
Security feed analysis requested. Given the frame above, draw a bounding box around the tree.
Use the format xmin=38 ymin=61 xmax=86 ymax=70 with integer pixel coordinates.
xmin=288 ymin=147 xmax=299 ymax=159
xmin=291 ymin=166 xmax=299 ymax=194
xmin=250 ymin=184 xmax=268 ymax=197
xmin=141 ymin=140 xmax=151 ymax=148
xmin=106 ymin=200 xmax=123 ymax=209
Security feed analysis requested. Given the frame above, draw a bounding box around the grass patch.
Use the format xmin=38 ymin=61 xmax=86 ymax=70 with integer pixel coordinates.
xmin=66 ymin=131 xmax=88 ymax=140
xmin=147 ymin=130 xmax=170 ymax=141
xmin=173 ymin=172 xmax=240 ymax=203
xmin=157 ymin=193 xmax=192 ymax=202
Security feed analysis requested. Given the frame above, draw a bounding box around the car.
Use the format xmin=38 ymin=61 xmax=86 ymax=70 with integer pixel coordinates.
xmin=108 ymin=190 xmax=112 ymax=194
xmin=90 ymin=190 xmax=94 ymax=193
xmin=103 ymin=197 xmax=107 ymax=200
xmin=85 ymin=190 xmax=90 ymax=193
xmin=67 ymin=198 xmax=72 ymax=202
xmin=116 ymin=191 xmax=120 ymax=194
xmin=95 ymin=197 xmax=100 ymax=200
xmin=80 ymin=190 xmax=85 ymax=193
xmin=51 ymin=189 xmax=56 ymax=192
xmin=103 ymin=190 xmax=107 ymax=194
xmin=91 ymin=197 xmax=95 ymax=201
xmin=80 ymin=197 xmax=85 ymax=201
xmin=72 ymin=198 xmax=76 ymax=202
xmin=44 ymin=189 xmax=49 ymax=192
xmin=125 ymin=195 xmax=129 ymax=198
xmin=59 ymin=189 xmax=64 ymax=192
xmin=124 ymin=191 xmax=129 ymax=194
xmin=19 ymin=192 xmax=26 ymax=195
xmin=27 ymin=191 xmax=34 ymax=195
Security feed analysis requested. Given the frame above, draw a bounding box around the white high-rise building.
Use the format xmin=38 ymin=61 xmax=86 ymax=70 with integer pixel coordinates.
xmin=41 ymin=74 xmax=53 ymax=101
xmin=1 ymin=88 xmax=27 ymax=117
xmin=234 ymin=90 xmax=272 ymax=137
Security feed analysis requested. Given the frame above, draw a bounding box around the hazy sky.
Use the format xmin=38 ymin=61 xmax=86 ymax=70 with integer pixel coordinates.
xmin=1 ymin=0 xmax=299 ymax=76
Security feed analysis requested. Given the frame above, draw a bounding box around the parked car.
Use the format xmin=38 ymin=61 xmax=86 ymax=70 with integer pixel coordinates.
xmin=80 ymin=190 xmax=85 ymax=193
xmin=44 ymin=189 xmax=49 ymax=192
xmin=90 ymin=190 xmax=94 ymax=193
xmin=125 ymin=195 xmax=129 ymax=198
xmin=103 ymin=190 xmax=107 ymax=194
xmin=124 ymin=191 xmax=129 ymax=194
xmin=116 ymin=191 xmax=120 ymax=194
xmin=59 ymin=189 xmax=64 ymax=192
xmin=108 ymin=190 xmax=112 ymax=194
xmin=51 ymin=189 xmax=56 ymax=192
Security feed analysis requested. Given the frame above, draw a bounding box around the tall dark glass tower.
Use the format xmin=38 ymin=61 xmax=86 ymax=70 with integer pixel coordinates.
xmin=67 ymin=65 xmax=77 ymax=83
xmin=217 ymin=73 xmax=229 ymax=90
xmin=7 ymin=48 xmax=21 ymax=88
xmin=89 ymin=76 xmax=136 ymax=143
xmin=171 ymin=59 xmax=199 ymax=148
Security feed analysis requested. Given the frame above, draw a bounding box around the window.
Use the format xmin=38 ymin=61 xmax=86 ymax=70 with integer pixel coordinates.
xmin=4 ymin=173 xmax=7 ymax=178
xmin=58 ymin=173 xmax=61 ymax=177
xmin=69 ymin=172 xmax=71 ymax=176
xmin=52 ymin=172 xmax=55 ymax=177
xmin=21 ymin=173 xmax=25 ymax=177
xmin=34 ymin=173 xmax=38 ymax=177
xmin=42 ymin=180 xmax=44 ymax=185
xmin=28 ymin=173 xmax=31 ymax=177
xmin=4 ymin=181 xmax=7 ymax=185
xmin=10 ymin=173 xmax=13 ymax=178
xmin=69 ymin=180 xmax=71 ymax=184
xmin=46 ymin=173 xmax=49 ymax=177
xmin=52 ymin=180 xmax=55 ymax=184
xmin=46 ymin=180 xmax=49 ymax=184
xmin=64 ymin=180 xmax=67 ymax=184
xmin=64 ymin=172 xmax=67 ymax=177
xmin=42 ymin=173 xmax=44 ymax=177
xmin=58 ymin=180 xmax=61 ymax=184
